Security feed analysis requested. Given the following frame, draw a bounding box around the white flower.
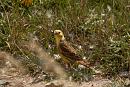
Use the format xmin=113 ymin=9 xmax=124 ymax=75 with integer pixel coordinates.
xmin=89 ymin=45 xmax=94 ymax=49
xmin=53 ymin=54 xmax=61 ymax=59
xmin=107 ymin=5 xmax=111 ymax=11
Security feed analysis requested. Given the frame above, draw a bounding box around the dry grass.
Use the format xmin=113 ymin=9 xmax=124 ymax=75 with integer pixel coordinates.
xmin=0 ymin=51 xmax=25 ymax=74
xmin=0 ymin=39 xmax=129 ymax=87
xmin=27 ymin=38 xmax=67 ymax=79
xmin=0 ymin=0 xmax=130 ymax=86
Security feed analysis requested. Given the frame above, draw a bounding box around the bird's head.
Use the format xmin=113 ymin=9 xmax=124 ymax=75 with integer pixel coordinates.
xmin=54 ymin=30 xmax=65 ymax=45
xmin=54 ymin=30 xmax=65 ymax=40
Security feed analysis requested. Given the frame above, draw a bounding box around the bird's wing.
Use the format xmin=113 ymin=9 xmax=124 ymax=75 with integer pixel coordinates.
xmin=59 ymin=40 xmax=82 ymax=61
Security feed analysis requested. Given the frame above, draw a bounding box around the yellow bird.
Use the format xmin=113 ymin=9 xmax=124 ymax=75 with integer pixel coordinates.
xmin=54 ymin=30 xmax=90 ymax=67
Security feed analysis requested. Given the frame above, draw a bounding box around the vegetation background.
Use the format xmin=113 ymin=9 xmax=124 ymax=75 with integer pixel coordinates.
xmin=0 ymin=0 xmax=130 ymax=84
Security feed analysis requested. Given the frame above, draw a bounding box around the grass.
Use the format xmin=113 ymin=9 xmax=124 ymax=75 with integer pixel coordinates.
xmin=0 ymin=0 xmax=130 ymax=82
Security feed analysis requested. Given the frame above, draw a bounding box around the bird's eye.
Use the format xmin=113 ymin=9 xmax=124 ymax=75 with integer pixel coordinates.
xmin=58 ymin=32 xmax=60 ymax=34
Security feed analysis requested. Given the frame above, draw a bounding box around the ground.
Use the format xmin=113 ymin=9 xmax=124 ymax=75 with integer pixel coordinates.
xmin=0 ymin=60 xmax=114 ymax=87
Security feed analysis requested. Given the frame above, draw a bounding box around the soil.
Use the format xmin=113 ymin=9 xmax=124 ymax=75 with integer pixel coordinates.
xmin=0 ymin=63 xmax=112 ymax=87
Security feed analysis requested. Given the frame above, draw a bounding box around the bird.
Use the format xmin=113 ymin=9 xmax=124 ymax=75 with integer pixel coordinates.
xmin=54 ymin=30 xmax=90 ymax=68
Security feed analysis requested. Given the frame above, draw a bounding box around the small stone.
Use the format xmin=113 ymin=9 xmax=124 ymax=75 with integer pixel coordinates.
xmin=45 ymin=83 xmax=63 ymax=87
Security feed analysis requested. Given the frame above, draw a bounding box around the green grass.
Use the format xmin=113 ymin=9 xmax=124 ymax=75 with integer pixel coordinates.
xmin=0 ymin=0 xmax=130 ymax=81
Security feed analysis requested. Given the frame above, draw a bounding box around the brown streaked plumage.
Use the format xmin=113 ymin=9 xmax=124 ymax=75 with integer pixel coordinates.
xmin=54 ymin=30 xmax=90 ymax=67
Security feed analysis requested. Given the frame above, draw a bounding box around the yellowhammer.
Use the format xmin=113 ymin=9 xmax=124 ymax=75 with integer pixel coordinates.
xmin=54 ymin=30 xmax=90 ymax=67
